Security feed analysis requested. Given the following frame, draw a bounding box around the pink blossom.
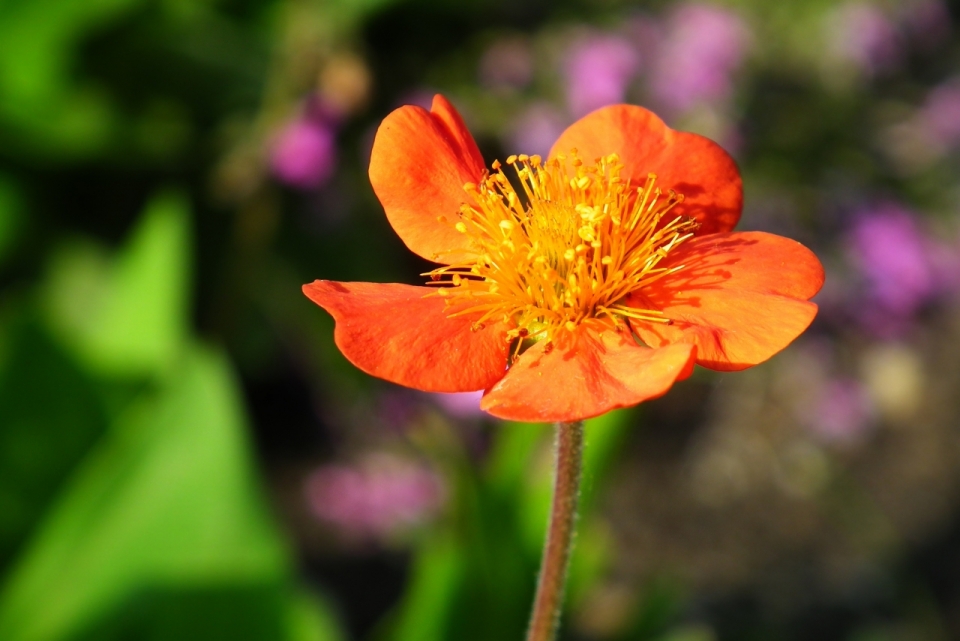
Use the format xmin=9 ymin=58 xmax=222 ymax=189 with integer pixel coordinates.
xmin=919 ymin=78 xmax=960 ymax=149
xmin=808 ymin=378 xmax=874 ymax=443
xmin=509 ymin=102 xmax=568 ymax=158
xmin=305 ymin=454 xmax=445 ymax=540
xmin=270 ymin=116 xmax=337 ymax=189
xmin=845 ymin=204 xmax=944 ymax=336
xmin=432 ymin=390 xmax=484 ymax=419
xmin=848 ymin=207 xmax=933 ymax=307
xmin=649 ymin=3 xmax=750 ymax=113
xmin=828 ymin=3 xmax=903 ymax=76
xmin=563 ymin=35 xmax=640 ymax=117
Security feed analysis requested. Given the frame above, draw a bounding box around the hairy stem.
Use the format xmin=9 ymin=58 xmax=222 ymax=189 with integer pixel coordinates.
xmin=526 ymin=420 xmax=585 ymax=641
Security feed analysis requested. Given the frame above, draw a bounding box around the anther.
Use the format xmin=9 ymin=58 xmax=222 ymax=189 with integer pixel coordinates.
xmin=425 ymin=149 xmax=695 ymax=344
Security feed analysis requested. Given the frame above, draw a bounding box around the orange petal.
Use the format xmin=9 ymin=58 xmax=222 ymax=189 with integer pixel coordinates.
xmin=480 ymin=329 xmax=696 ymax=422
xmin=369 ymin=95 xmax=486 ymax=264
xmin=662 ymin=231 xmax=824 ymax=298
xmin=630 ymin=232 xmax=824 ymax=371
xmin=548 ymin=105 xmax=742 ymax=235
xmin=303 ymin=280 xmax=509 ymax=392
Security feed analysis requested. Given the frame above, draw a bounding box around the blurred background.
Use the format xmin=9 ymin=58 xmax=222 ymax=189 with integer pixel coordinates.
xmin=1 ymin=0 xmax=960 ymax=639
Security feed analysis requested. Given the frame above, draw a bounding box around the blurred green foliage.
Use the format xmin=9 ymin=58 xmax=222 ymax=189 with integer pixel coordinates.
xmin=0 ymin=194 xmax=344 ymax=641
xmin=0 ymin=0 xmax=143 ymax=156
xmin=42 ymin=191 xmax=190 ymax=377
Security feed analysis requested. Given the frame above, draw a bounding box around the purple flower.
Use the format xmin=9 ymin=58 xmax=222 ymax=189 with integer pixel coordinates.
xmin=624 ymin=15 xmax=663 ymax=71
xmin=899 ymin=0 xmax=951 ymax=49
xmin=479 ymin=37 xmax=534 ymax=91
xmin=649 ymin=3 xmax=750 ymax=113
xmin=509 ymin=102 xmax=568 ymax=158
xmin=846 ymin=204 xmax=937 ymax=335
xmin=927 ymin=233 xmax=960 ymax=296
xmin=807 ymin=378 xmax=874 ymax=443
xmin=563 ymin=35 xmax=640 ymax=118
xmin=827 ymin=3 xmax=903 ymax=76
xmin=270 ymin=114 xmax=337 ymax=189
xmin=432 ymin=390 xmax=484 ymax=420
xmin=919 ymin=78 xmax=960 ymax=150
xmin=305 ymin=454 xmax=445 ymax=541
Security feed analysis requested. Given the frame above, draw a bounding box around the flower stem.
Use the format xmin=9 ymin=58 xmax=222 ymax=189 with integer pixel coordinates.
xmin=526 ymin=420 xmax=585 ymax=641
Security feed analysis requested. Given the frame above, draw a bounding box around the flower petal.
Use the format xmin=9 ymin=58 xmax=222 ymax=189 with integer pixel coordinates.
xmin=303 ymin=280 xmax=509 ymax=392
xmin=548 ymin=105 xmax=742 ymax=235
xmin=630 ymin=232 xmax=824 ymax=371
xmin=369 ymin=95 xmax=486 ymax=264
xmin=480 ymin=329 xmax=696 ymax=422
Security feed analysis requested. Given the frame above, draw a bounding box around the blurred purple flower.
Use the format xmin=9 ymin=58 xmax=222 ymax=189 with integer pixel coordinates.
xmin=624 ymin=15 xmax=663 ymax=70
xmin=828 ymin=3 xmax=903 ymax=76
xmin=480 ymin=37 xmax=534 ymax=91
xmin=846 ymin=204 xmax=937 ymax=335
xmin=432 ymin=390 xmax=484 ymax=420
xmin=563 ymin=35 xmax=640 ymax=118
xmin=509 ymin=102 xmax=568 ymax=158
xmin=807 ymin=378 xmax=874 ymax=443
xmin=918 ymin=78 xmax=960 ymax=149
xmin=899 ymin=0 xmax=951 ymax=49
xmin=305 ymin=454 xmax=445 ymax=540
xmin=270 ymin=113 xmax=337 ymax=189
xmin=928 ymin=234 xmax=960 ymax=296
xmin=649 ymin=3 xmax=749 ymax=113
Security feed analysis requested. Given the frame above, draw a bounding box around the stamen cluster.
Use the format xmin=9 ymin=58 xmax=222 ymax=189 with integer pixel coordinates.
xmin=426 ymin=151 xmax=698 ymax=348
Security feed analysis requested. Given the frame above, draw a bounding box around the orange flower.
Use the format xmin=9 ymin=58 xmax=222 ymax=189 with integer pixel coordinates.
xmin=304 ymin=96 xmax=824 ymax=422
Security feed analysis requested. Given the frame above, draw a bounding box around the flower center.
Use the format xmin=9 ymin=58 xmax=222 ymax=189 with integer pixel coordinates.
xmin=426 ymin=151 xmax=698 ymax=348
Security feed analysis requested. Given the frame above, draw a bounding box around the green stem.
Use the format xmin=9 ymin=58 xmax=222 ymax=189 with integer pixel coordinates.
xmin=526 ymin=420 xmax=585 ymax=641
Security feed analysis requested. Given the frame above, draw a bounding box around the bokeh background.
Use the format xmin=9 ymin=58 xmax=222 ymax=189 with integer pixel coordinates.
xmin=2 ymin=0 xmax=960 ymax=639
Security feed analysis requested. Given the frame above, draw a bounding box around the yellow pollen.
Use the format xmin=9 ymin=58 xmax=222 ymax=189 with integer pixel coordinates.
xmin=425 ymin=151 xmax=698 ymax=345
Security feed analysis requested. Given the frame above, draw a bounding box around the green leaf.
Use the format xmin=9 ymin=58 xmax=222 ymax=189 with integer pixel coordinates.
xmin=0 ymin=0 xmax=146 ymax=155
xmin=283 ymin=589 xmax=345 ymax=641
xmin=0 ymin=317 xmax=108 ymax=575
xmin=0 ymin=345 xmax=290 ymax=641
xmin=43 ymin=190 xmax=191 ymax=378
xmin=384 ymin=534 xmax=464 ymax=641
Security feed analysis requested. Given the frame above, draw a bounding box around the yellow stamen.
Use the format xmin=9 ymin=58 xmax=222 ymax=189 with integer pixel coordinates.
xmin=425 ymin=151 xmax=698 ymax=345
